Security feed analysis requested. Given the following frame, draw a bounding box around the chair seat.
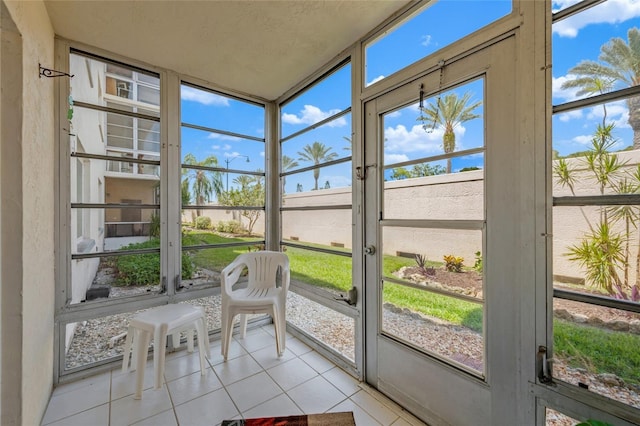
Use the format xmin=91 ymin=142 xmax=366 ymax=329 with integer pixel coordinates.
xmin=121 ymin=304 xmax=210 ymax=399
xmin=230 ymin=287 xmax=281 ymax=304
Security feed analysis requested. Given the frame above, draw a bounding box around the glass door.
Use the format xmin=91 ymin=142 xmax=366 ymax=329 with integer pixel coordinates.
xmin=363 ymin=37 xmax=517 ymax=425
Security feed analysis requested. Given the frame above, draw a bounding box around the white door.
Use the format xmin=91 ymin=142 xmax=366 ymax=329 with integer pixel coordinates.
xmin=363 ymin=36 xmax=521 ymax=425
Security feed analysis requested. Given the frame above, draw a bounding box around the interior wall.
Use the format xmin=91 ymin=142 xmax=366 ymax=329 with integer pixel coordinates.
xmin=2 ymin=1 xmax=55 ymax=425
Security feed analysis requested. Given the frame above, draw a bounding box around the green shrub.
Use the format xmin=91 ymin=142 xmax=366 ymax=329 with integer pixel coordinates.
xmin=443 ymin=254 xmax=464 ymax=273
xmin=115 ymin=238 xmax=193 ymax=285
xmin=216 ymin=220 xmax=244 ymax=234
xmin=195 ymin=216 xmax=212 ymax=230
xmin=473 ymin=251 xmax=483 ymax=273
xmin=149 ymin=212 xmax=160 ymax=237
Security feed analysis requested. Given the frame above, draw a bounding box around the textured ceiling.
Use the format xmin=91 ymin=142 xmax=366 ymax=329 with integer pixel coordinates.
xmin=44 ymin=0 xmax=410 ymax=100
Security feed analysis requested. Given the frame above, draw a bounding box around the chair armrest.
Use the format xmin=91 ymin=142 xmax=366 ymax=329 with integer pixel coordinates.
xmin=221 ymin=260 xmax=245 ymax=295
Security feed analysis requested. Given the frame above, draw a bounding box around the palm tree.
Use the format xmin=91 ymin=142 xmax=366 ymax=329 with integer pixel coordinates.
xmin=560 ymin=28 xmax=640 ymax=148
xmin=418 ymin=92 xmax=481 ymax=173
xmin=281 ymin=155 xmax=299 ymax=194
xmin=182 ymin=153 xmax=223 ymax=217
xmin=297 ymin=142 xmax=338 ymax=190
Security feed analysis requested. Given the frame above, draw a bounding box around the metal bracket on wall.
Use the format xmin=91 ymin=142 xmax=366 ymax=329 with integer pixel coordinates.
xmin=39 ymin=63 xmax=74 ymax=78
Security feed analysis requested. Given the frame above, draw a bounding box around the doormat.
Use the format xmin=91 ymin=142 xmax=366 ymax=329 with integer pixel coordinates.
xmin=221 ymin=411 xmax=355 ymax=426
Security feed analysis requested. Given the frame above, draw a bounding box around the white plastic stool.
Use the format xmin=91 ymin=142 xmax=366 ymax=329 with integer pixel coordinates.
xmin=121 ymin=304 xmax=210 ymax=399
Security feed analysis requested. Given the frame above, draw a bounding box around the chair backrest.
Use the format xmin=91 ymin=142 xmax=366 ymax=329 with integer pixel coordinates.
xmin=238 ymin=251 xmax=289 ymax=290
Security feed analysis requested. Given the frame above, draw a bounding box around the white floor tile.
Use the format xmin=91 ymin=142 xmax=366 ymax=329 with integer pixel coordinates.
xmin=235 ymin=327 xmax=279 ymax=353
xmin=329 ymin=399 xmax=383 ymax=426
xmin=166 ymin=369 xmax=223 ymax=406
xmin=163 ymin=351 xmax=208 ymax=382
xmin=300 ymin=350 xmax=335 ymax=373
xmin=111 ymin=365 xmax=157 ymax=401
xmin=391 ymin=417 xmax=420 ymax=426
xmin=226 ymin=371 xmax=283 ymax=412
xmin=241 ymin=393 xmax=303 ymax=419
xmin=213 ymin=354 xmax=263 ymax=385
xmin=350 ymin=390 xmax=400 ymax=426
xmin=109 ymin=386 xmax=172 ymax=426
xmin=130 ymin=409 xmax=177 ymax=426
xmin=267 ymin=357 xmax=318 ymax=391
xmin=174 ymin=388 xmax=238 ymax=426
xmin=207 ymin=340 xmax=247 ymax=366
xmin=322 ymin=366 xmax=361 ymax=396
xmin=285 ymin=337 xmax=313 ymax=356
xmin=250 ymin=344 xmax=296 ymax=370
xmin=42 ymin=377 xmax=111 ymax=424
xmin=43 ymin=403 xmax=109 ymax=426
xmin=287 ymin=375 xmax=347 ymax=414
xmin=51 ymin=371 xmax=111 ymax=398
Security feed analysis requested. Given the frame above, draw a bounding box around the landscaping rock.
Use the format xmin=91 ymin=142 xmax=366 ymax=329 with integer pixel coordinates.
xmin=572 ymin=313 xmax=588 ymax=323
xmin=553 ymin=309 xmax=572 ymax=321
xmin=597 ymin=373 xmax=624 ymax=387
xmin=630 ymin=320 xmax=640 ymax=334
xmin=607 ymin=320 xmax=629 ymax=332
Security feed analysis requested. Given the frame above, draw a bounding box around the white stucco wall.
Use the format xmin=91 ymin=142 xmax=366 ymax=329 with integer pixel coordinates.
xmin=3 ymin=1 xmax=55 ymax=425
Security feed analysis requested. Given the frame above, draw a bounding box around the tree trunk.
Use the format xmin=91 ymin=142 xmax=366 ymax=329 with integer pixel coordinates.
xmin=627 ymin=95 xmax=640 ymax=149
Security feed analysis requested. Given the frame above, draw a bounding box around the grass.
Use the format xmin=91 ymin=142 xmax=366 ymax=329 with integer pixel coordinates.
xmin=554 ymin=319 xmax=640 ymax=385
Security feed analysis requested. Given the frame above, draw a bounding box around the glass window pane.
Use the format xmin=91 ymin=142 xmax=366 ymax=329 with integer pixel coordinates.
xmin=384 ymin=158 xmax=484 ymax=221
xmin=553 ymin=298 xmax=640 ymax=408
xmin=365 ymin=1 xmax=510 ymax=86
xmin=384 ymin=81 xmax=484 ymax=171
xmin=181 ymin=85 xmax=265 ymax=139
xmin=138 ymin=118 xmax=160 ymax=153
xmin=138 ymin=85 xmax=159 ymax=106
xmin=552 ymin=2 xmax=640 ymax=105
xmin=545 ymin=408 xmax=580 ymax=426
xmin=281 ymin=63 xmax=351 ymax=138
xmin=180 ymin=238 xmax=265 ymax=289
xmin=281 ymin=114 xmax=352 ymax=171
xmin=282 ymin=162 xmax=351 ymax=193
xmin=282 ymin=209 xmax=352 ymax=249
xmin=382 ymin=281 xmax=484 ymax=374
xmin=286 ymin=292 xmax=355 ymax=362
xmin=285 ymin=246 xmax=352 ymax=298
xmin=382 ymin=227 xmax=483 ymax=291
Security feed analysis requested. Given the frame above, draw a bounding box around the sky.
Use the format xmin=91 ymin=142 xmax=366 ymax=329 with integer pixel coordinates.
xmin=179 ymin=0 xmax=640 ymax=194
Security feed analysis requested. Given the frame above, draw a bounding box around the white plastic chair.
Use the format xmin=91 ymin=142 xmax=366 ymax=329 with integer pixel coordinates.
xmin=220 ymin=251 xmax=290 ymax=360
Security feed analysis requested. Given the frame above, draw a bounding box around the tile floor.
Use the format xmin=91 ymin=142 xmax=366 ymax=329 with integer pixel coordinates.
xmin=42 ymin=325 xmax=427 ymax=426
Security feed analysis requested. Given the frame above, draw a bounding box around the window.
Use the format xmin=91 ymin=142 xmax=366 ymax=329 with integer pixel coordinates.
xmin=550 ymin=0 xmax=640 ymax=415
xmin=364 ymin=1 xmax=511 ymax=87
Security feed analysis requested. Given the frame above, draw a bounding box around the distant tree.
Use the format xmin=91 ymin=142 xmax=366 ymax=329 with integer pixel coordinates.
xmin=560 ymin=28 xmax=640 ymax=148
xmin=459 ymin=166 xmax=481 ymax=172
xmin=411 ymin=163 xmax=446 ymax=177
xmin=418 ymin=92 xmax=482 ymax=173
xmin=296 ymin=183 xmax=303 ymax=192
xmin=182 ymin=154 xmax=223 ymax=217
xmin=323 ymin=180 xmax=331 ymax=189
xmin=297 ymin=141 xmax=338 ymax=190
xmin=219 ymin=177 xmax=264 ymax=235
xmin=390 ymin=167 xmax=411 ymax=180
xmin=281 ymin=155 xmax=299 ymax=194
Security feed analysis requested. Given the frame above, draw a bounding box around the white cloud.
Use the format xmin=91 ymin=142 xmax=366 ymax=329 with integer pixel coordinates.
xmin=553 ymin=0 xmax=640 ymax=38
xmin=281 ymin=104 xmax=347 ymax=127
xmin=323 ymin=175 xmax=351 ymax=188
xmin=386 ymin=110 xmax=402 ymax=119
xmin=212 ymin=145 xmax=221 ymax=150
xmin=366 ymin=75 xmax=385 ymax=86
xmin=384 ymin=124 xmax=444 ymax=154
xmin=585 ymin=101 xmax=630 ymax=130
xmin=421 ymin=34 xmax=433 ymax=47
xmin=260 ymin=152 xmax=265 ymax=157
xmin=552 ymin=75 xmax=582 ymax=103
xmin=572 ymin=134 xmax=592 ymax=145
xmin=385 ymin=153 xmax=410 ymax=163
xmin=207 ymin=133 xmax=240 ymax=141
xmin=558 ymin=110 xmax=583 ymax=122
xmin=221 ymin=144 xmax=232 ymax=151
xmin=224 ymin=151 xmax=241 ymax=158
xmin=181 ymin=86 xmax=229 ymax=106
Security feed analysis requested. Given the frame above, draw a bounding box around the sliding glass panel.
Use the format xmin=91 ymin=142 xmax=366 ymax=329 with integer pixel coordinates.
xmin=281 ymin=63 xmax=351 ymax=138
xmin=181 ymin=84 xmax=264 ymax=138
xmin=364 ymin=2 xmax=510 ymax=87
xmin=282 ymin=162 xmax=351 ymax=194
xmin=286 ymin=292 xmax=355 ymax=362
xmin=282 ymin=209 xmax=352 ymax=249
xmin=281 ymin=114 xmax=352 ymax=172
xmin=180 ymin=242 xmax=264 ymax=287
xmin=286 ymin=246 xmax=352 ymax=298
xmin=553 ymin=298 xmax=640 ymax=408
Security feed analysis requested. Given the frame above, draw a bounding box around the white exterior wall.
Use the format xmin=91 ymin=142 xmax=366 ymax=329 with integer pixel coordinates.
xmin=2 ymin=1 xmax=55 ymax=425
